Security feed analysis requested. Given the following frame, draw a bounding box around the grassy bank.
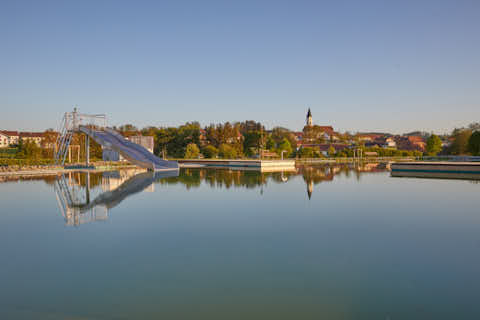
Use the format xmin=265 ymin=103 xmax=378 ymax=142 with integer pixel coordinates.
xmin=296 ymin=157 xmax=417 ymax=163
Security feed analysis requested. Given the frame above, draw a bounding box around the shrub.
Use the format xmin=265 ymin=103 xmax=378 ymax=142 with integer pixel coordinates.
xmin=202 ymin=145 xmax=218 ymax=158
xmin=184 ymin=143 xmax=200 ymax=159
xmin=218 ymin=144 xmax=237 ymax=159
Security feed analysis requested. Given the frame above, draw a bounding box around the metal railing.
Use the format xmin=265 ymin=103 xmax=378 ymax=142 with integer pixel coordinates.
xmin=54 ymin=109 xmax=107 ymax=165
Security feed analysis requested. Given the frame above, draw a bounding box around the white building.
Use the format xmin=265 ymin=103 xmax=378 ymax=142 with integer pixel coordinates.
xmin=0 ymin=132 xmax=9 ymax=148
xmin=19 ymin=132 xmax=44 ymax=146
xmin=0 ymin=131 xmax=19 ymax=146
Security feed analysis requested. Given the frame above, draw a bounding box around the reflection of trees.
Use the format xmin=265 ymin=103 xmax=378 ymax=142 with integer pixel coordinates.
xmin=155 ymin=168 xmax=301 ymax=190
xmin=0 ymin=175 xmax=58 ymax=184
xmin=66 ymin=171 xmax=104 ymax=188
xmin=152 ymin=164 xmax=391 ymax=193
xmin=156 ymin=168 xmax=269 ymax=189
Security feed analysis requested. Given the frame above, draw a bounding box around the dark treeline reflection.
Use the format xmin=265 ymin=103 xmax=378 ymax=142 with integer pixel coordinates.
xmin=155 ymin=162 xmax=389 ymax=193
xmin=0 ymin=163 xmax=390 ymax=191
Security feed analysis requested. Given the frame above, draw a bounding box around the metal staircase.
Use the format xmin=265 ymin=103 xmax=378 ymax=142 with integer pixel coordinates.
xmin=54 ymin=112 xmax=75 ymax=165
xmin=54 ymin=108 xmax=107 ymax=166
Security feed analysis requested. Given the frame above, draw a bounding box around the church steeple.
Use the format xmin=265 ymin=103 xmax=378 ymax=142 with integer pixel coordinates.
xmin=306 ymin=108 xmax=313 ymax=127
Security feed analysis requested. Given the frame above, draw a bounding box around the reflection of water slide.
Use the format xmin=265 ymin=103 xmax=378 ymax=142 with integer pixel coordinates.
xmin=54 ymin=170 xmax=178 ymax=226
xmin=79 ymin=126 xmax=179 ymax=171
xmin=82 ymin=171 xmax=178 ymax=211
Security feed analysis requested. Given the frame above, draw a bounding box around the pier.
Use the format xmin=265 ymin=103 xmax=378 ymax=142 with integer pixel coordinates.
xmin=178 ymin=159 xmax=296 ymax=171
xmin=391 ymin=161 xmax=480 ymax=180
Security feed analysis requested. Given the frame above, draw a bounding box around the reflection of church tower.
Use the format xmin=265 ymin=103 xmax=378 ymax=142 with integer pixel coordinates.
xmin=307 ymin=179 xmax=313 ymax=199
xmin=306 ymin=108 xmax=313 ymax=127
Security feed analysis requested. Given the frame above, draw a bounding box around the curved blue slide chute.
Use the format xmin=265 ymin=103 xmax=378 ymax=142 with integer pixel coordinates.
xmin=79 ymin=126 xmax=179 ymax=171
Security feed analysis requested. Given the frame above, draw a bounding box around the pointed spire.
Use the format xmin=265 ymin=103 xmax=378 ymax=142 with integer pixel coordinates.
xmin=306 ymin=108 xmax=313 ymax=127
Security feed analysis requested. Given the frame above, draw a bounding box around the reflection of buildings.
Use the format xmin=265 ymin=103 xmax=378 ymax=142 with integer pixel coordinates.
xmin=101 ymin=169 xmax=154 ymax=192
xmin=298 ymin=163 xmax=387 ymax=199
xmin=299 ymin=165 xmax=335 ymax=200
xmin=307 ymin=180 xmax=313 ymax=199
xmin=54 ymin=169 xmax=177 ymax=226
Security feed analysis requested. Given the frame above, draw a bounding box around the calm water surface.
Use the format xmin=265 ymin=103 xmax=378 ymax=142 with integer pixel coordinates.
xmin=0 ymin=164 xmax=479 ymax=319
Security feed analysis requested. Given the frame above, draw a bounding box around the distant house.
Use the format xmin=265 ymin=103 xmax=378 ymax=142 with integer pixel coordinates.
xmin=408 ymin=136 xmax=426 ymax=151
xmin=316 ymin=126 xmax=335 ymax=137
xmin=357 ymin=133 xmax=383 ymax=142
xmin=368 ymin=137 xmax=397 ymax=149
xmin=385 ymin=137 xmax=396 ymax=148
xmin=394 ymin=135 xmax=425 ymax=152
xmin=19 ymin=132 xmax=44 ymax=146
xmin=0 ymin=132 xmax=9 ymax=148
xmin=294 ymin=132 xmax=304 ymax=143
xmin=0 ymin=130 xmax=19 ymax=146
xmin=261 ymin=150 xmax=278 ymax=158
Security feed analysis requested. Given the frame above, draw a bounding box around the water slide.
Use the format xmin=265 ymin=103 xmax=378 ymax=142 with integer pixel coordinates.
xmin=79 ymin=126 xmax=179 ymax=171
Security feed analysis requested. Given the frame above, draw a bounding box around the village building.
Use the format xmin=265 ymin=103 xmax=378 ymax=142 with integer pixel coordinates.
xmin=0 ymin=131 xmax=20 ymax=146
xmin=393 ymin=135 xmax=426 ymax=152
xmin=0 ymin=132 xmax=9 ymax=148
xmin=365 ymin=137 xmax=397 ymax=149
xmin=19 ymin=132 xmax=45 ymax=146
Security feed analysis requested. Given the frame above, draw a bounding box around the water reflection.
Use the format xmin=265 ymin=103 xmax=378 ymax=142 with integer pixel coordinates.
xmin=54 ymin=169 xmax=179 ymax=226
xmin=52 ymin=162 xmax=389 ymax=225
xmin=0 ymin=163 xmax=390 ymax=226
xmin=155 ymin=162 xmax=388 ymax=196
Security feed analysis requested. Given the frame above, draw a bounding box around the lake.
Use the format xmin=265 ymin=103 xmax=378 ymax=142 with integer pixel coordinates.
xmin=1 ymin=164 xmax=479 ymax=319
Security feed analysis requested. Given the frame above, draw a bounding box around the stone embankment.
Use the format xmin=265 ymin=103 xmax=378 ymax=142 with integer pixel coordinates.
xmin=0 ymin=162 xmax=136 ymax=179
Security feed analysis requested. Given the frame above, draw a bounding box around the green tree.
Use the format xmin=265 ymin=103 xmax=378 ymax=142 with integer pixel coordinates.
xmin=449 ymin=129 xmax=472 ymax=155
xmin=184 ymin=143 xmax=200 ymax=159
xmin=276 ymin=138 xmax=292 ymax=158
xmin=242 ymin=131 xmax=262 ymax=156
xmin=467 ymin=131 xmax=480 ymax=156
xmin=218 ymin=144 xmax=237 ymax=159
xmin=202 ymin=145 xmax=218 ymax=158
xmin=299 ymin=147 xmax=314 ymax=158
xmin=426 ymin=134 xmax=443 ymax=156
xmin=266 ymin=136 xmax=275 ymax=150
xmin=16 ymin=139 xmax=42 ymax=160
xmin=328 ymin=145 xmax=336 ymax=157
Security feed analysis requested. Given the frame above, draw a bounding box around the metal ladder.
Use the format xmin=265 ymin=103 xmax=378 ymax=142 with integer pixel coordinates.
xmin=54 ymin=113 xmax=74 ymax=165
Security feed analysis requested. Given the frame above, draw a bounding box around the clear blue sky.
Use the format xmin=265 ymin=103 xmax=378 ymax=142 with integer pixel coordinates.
xmin=2 ymin=0 xmax=479 ymax=134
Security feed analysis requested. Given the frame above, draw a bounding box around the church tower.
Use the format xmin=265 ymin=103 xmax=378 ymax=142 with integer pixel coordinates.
xmin=306 ymin=108 xmax=313 ymax=127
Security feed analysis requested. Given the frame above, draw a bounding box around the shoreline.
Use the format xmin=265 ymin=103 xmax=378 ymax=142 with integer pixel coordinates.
xmin=0 ymin=164 xmax=138 ymax=178
xmin=0 ymin=157 xmax=416 ymax=177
